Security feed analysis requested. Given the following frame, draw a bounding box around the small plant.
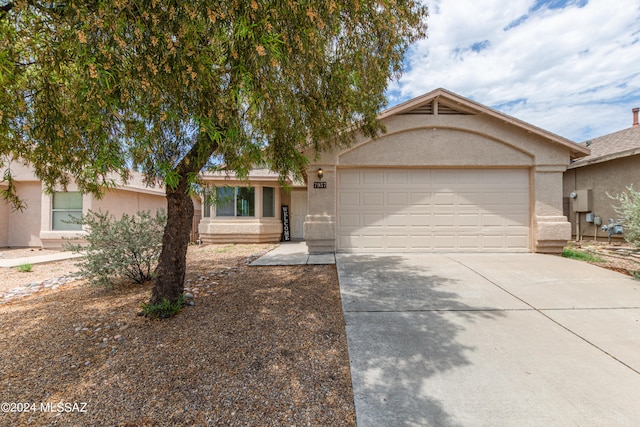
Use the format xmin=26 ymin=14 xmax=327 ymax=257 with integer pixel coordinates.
xmin=140 ymin=294 xmax=186 ymax=319
xmin=562 ymin=248 xmax=605 ymax=263
xmin=609 ymin=185 xmax=640 ymax=248
xmin=632 ymin=270 xmax=640 ymax=281
xmin=65 ymin=209 xmax=166 ymax=287
xmin=16 ymin=263 xmax=33 ymax=272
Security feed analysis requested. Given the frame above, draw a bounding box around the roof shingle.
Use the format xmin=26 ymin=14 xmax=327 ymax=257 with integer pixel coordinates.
xmin=568 ymin=125 xmax=640 ymax=169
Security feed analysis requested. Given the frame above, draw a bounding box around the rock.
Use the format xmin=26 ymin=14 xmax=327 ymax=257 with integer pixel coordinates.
xmin=119 ymin=324 xmax=129 ymax=331
xmin=188 ymin=300 xmax=195 ymax=306
xmin=184 ymin=292 xmax=194 ymax=299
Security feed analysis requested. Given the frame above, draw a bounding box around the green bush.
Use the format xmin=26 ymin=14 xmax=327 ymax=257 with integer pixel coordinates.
xmin=141 ymin=294 xmax=186 ymax=319
xmin=610 ymin=185 xmax=640 ymax=248
xmin=66 ymin=210 xmax=167 ymax=287
xmin=16 ymin=263 xmax=33 ymax=272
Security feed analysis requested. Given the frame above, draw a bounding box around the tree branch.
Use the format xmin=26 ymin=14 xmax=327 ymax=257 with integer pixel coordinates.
xmin=0 ymin=2 xmax=14 ymax=13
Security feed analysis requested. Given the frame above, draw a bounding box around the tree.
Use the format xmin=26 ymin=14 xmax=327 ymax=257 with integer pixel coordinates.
xmin=0 ymin=0 xmax=428 ymax=308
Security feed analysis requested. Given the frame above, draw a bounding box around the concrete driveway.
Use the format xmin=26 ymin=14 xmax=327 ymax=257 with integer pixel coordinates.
xmin=336 ymin=253 xmax=640 ymax=427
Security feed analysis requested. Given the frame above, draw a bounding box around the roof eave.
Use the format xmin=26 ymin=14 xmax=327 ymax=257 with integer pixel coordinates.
xmin=567 ymin=147 xmax=640 ymax=169
xmin=380 ymin=88 xmax=591 ymax=160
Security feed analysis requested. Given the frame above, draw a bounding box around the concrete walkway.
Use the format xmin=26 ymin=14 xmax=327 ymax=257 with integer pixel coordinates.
xmin=0 ymin=252 xmax=83 ymax=268
xmin=250 ymin=241 xmax=335 ymax=266
xmin=337 ymin=253 xmax=640 ymax=427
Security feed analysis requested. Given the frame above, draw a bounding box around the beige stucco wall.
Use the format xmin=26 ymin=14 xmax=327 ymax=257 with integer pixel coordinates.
xmin=91 ymin=189 xmax=167 ymax=218
xmin=40 ymin=185 xmax=167 ymax=249
xmin=304 ymin=113 xmax=573 ymax=254
xmin=198 ymin=177 xmax=286 ymax=244
xmin=563 ymin=154 xmax=640 ymax=242
xmin=7 ymin=182 xmax=43 ymax=247
xmin=0 ymin=188 xmax=10 ymax=247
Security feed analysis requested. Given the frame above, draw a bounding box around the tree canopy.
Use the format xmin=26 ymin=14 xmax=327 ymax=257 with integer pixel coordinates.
xmin=0 ymin=0 xmax=428 ymax=308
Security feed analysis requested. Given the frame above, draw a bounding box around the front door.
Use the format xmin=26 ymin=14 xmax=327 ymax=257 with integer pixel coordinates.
xmin=291 ymin=190 xmax=308 ymax=240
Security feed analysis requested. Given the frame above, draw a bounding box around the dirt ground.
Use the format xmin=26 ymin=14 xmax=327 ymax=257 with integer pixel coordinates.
xmin=0 ymin=244 xmax=356 ymax=426
xmin=1 ymin=241 xmax=638 ymax=426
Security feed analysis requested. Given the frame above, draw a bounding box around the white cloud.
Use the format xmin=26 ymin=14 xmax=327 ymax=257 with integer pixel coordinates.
xmin=389 ymin=0 xmax=640 ymax=141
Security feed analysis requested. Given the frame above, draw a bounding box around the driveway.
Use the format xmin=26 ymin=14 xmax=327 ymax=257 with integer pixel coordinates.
xmin=336 ymin=253 xmax=640 ymax=427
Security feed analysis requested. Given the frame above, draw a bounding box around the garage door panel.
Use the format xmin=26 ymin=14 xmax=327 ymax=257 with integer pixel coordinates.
xmin=434 ymin=214 xmax=455 ymax=226
xmin=410 ymin=192 xmax=432 ymax=205
xmin=337 ymin=168 xmax=530 ymax=252
xmin=408 ymin=214 xmax=432 ymax=227
xmin=458 ymin=235 xmax=481 ymax=248
xmin=481 ymin=214 xmax=504 ymax=227
xmin=434 ymin=193 xmax=456 ymax=206
xmin=433 ymin=170 xmax=457 ymax=184
xmin=387 ymin=214 xmax=409 ymax=227
xmin=339 ymin=192 xmax=360 ymax=205
xmin=458 ymin=214 xmax=480 ymax=227
xmin=387 ymin=171 xmax=409 ymax=184
xmin=363 ymin=171 xmax=384 ymax=185
xmin=363 ymin=192 xmax=384 ymax=206
xmin=506 ymin=235 xmax=530 ymax=248
xmin=339 ymin=214 xmax=361 ymax=228
xmin=387 ymin=192 xmax=409 ymax=206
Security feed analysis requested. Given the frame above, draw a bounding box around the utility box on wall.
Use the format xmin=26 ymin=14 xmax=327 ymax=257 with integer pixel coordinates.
xmin=572 ymin=189 xmax=592 ymax=212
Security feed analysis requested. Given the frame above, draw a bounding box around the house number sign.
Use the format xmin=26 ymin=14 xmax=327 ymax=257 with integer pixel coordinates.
xmin=313 ymin=181 xmax=327 ymax=189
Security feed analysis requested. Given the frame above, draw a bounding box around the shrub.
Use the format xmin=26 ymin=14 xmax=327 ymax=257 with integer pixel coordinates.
xmin=66 ymin=210 xmax=167 ymax=287
xmin=140 ymin=294 xmax=186 ymax=319
xmin=16 ymin=263 xmax=33 ymax=272
xmin=610 ymin=185 xmax=640 ymax=248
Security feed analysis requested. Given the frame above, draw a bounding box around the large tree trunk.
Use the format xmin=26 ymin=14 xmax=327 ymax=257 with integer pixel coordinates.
xmin=151 ymin=183 xmax=194 ymax=305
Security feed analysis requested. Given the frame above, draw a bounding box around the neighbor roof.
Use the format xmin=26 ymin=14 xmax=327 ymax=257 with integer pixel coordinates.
xmin=567 ymin=124 xmax=640 ymax=169
xmin=380 ymin=88 xmax=590 ymax=160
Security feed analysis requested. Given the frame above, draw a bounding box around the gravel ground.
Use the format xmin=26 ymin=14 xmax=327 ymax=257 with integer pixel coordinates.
xmin=570 ymin=241 xmax=640 ymax=276
xmin=0 ymin=244 xmax=356 ymax=426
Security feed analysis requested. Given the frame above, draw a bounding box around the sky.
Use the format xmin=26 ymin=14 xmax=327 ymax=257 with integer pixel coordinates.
xmin=387 ymin=0 xmax=640 ymax=142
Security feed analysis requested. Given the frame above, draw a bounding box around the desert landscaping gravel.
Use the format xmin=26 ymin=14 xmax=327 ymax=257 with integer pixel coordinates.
xmin=0 ymin=244 xmax=356 ymax=426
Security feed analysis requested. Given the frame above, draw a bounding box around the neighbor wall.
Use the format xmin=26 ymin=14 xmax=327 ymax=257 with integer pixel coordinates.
xmin=564 ymin=154 xmax=640 ymax=242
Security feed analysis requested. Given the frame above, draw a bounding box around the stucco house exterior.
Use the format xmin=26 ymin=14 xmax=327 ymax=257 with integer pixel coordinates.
xmin=563 ymin=108 xmax=640 ymax=242
xmin=0 ymin=162 xmax=167 ymax=248
xmin=2 ymin=88 xmax=589 ymax=253
xmin=302 ymin=88 xmax=589 ymax=254
xmin=197 ymin=168 xmax=307 ymax=243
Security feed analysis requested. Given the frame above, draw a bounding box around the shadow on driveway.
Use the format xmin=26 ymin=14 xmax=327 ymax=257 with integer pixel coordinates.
xmin=337 ymin=254 xmax=507 ymax=427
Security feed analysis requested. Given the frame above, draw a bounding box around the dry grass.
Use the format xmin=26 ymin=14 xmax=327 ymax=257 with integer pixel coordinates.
xmin=0 ymin=244 xmax=356 ymax=426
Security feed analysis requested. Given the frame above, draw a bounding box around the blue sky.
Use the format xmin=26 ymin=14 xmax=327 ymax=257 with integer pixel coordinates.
xmin=387 ymin=0 xmax=640 ymax=142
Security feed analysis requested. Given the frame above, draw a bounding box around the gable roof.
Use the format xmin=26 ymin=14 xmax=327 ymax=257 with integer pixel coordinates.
xmin=567 ymin=125 xmax=640 ymax=169
xmin=380 ymin=88 xmax=590 ymax=160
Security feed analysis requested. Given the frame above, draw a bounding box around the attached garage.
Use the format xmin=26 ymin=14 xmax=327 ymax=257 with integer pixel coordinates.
xmin=337 ymin=168 xmax=530 ymax=252
xmin=303 ymin=88 xmax=590 ymax=255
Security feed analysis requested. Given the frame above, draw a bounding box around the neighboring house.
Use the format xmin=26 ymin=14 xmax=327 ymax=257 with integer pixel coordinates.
xmin=0 ymin=162 xmax=167 ymax=248
xmin=2 ymin=88 xmax=589 ymax=253
xmin=563 ymin=108 xmax=640 ymax=242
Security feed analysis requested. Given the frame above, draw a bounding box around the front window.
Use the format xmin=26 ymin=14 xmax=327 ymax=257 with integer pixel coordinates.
xmin=263 ymin=187 xmax=275 ymax=217
xmin=215 ymin=186 xmax=255 ymax=217
xmin=52 ymin=192 xmax=83 ymax=231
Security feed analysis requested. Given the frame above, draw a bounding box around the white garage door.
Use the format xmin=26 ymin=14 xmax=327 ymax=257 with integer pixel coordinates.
xmin=337 ymin=168 xmax=530 ymax=252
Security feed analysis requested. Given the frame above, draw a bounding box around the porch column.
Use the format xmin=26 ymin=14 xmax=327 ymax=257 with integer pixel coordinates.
xmin=304 ymin=165 xmax=336 ymax=254
xmin=533 ymin=165 xmax=571 ymax=254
